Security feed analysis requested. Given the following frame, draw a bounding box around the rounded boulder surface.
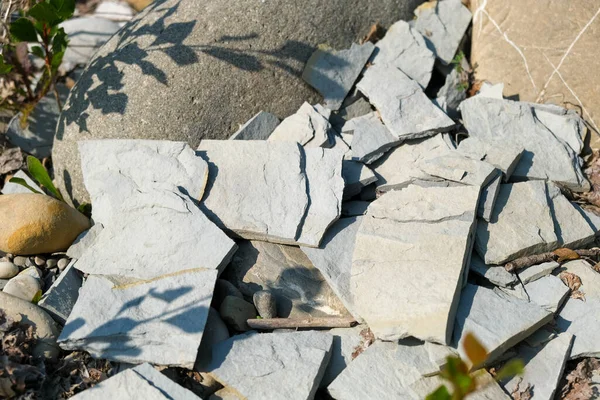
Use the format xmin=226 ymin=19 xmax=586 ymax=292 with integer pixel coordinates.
xmin=53 ymin=0 xmax=424 ymax=205
xmin=0 ymin=194 xmax=91 ymax=255
xmin=0 ymin=262 xmax=19 ymax=279
xmin=3 ymin=275 xmax=41 ymax=302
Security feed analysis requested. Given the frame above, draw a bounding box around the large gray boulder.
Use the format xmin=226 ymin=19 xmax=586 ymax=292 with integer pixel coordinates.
xmin=53 ymin=0 xmax=424 ymax=205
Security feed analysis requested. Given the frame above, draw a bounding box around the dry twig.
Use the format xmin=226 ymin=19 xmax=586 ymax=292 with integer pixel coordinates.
xmin=247 ymin=317 xmax=357 ymax=330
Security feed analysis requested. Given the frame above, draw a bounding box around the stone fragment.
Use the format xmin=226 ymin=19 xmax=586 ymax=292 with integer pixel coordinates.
xmin=67 ymin=224 xmax=104 ymax=260
xmin=476 ymin=82 xmax=504 ymax=99
xmin=320 ymin=326 xmax=373 ymax=388
xmin=475 ymin=181 xmax=559 ymax=265
xmin=196 ymin=307 xmax=230 ymax=368
xmin=557 ymin=260 xmax=600 ymax=299
xmin=207 ymin=331 xmax=333 ymax=400
xmin=38 ymin=260 xmax=82 ymax=325
xmin=13 ymin=256 xmax=27 ymax=267
xmin=477 ymin=171 xmax=502 ymax=221
xmin=59 ymin=269 xmax=218 ymax=368
xmin=556 ymin=298 xmax=600 ymax=359
xmin=302 ymin=43 xmax=375 ymax=110
xmin=547 ymin=183 xmax=596 ymax=249
xmin=0 ymin=262 xmax=18 ymax=279
xmin=356 ymin=64 xmax=455 ymax=140
xmin=341 ymin=201 xmax=370 ymax=217
xmin=524 ymin=275 xmax=570 ymax=313
xmin=71 ymin=363 xmax=200 ymax=399
xmin=342 ymin=112 xmax=399 ymax=164
xmin=342 ymin=160 xmax=378 ymax=199
xmin=453 ymin=284 xmax=553 ymax=364
xmin=460 ymin=96 xmax=589 ymax=191
xmin=519 ymin=261 xmax=559 ymax=284
xmin=417 ymin=152 xmax=498 ymax=187
xmin=1 ymin=170 xmax=42 ymax=195
xmin=253 ymin=291 xmax=277 ymax=319
xmin=57 ymin=258 xmax=70 ymax=271
xmin=0 ymin=147 xmax=23 ymax=175
xmin=458 ymin=137 xmax=524 ymax=181
xmin=212 ymin=279 xmax=244 ymax=309
xmin=19 ymin=266 xmax=42 ymax=281
xmin=219 ymin=296 xmax=257 ymax=331
xmin=3 ymin=275 xmax=42 ymax=302
xmin=412 ymin=0 xmax=472 ymax=65
xmin=351 ymin=185 xmax=479 ymax=343
xmin=469 ymin=253 xmax=518 ymax=287
xmin=434 ymin=68 xmax=467 ymax=117
xmin=330 ymin=97 xmax=373 ymax=129
xmin=229 ymin=111 xmax=280 ymax=140
xmin=268 ymin=102 xmax=331 ymax=148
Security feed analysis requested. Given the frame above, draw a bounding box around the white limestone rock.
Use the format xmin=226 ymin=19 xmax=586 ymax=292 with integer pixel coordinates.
xmin=341 ymin=161 xmax=378 ymax=199
xmin=351 ymin=184 xmax=479 ymax=343
xmin=1 ymin=170 xmax=42 ymax=195
xmin=206 ymin=331 xmax=333 ymax=400
xmin=457 ymin=136 xmax=524 ymax=181
xmin=356 ymin=64 xmax=455 ymax=140
xmin=533 ymin=104 xmax=587 ymax=155
xmin=342 ymin=112 xmax=399 ymax=164
xmin=469 ymin=253 xmax=518 ymax=287
xmin=59 ymin=269 xmax=217 ymax=368
xmin=417 ymin=152 xmax=498 ymax=187
xmin=524 ymin=275 xmax=570 ymax=313
xmin=478 ymin=171 xmax=502 ymax=221
xmin=268 ymin=102 xmax=331 ymax=148
xmin=556 ymin=298 xmax=600 ymax=359
xmin=67 ymin=224 xmax=103 ymax=260
xmin=547 ymin=183 xmax=596 ymax=248
xmin=476 ymin=82 xmax=504 ymax=99
xmin=320 ymin=325 xmax=373 ymax=387
xmin=38 ymin=260 xmax=82 ymax=325
xmin=518 ymin=261 xmax=559 ymax=285
xmin=229 ymin=111 xmax=280 ymax=140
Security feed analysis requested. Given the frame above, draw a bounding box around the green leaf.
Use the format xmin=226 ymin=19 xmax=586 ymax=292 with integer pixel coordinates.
xmin=50 ymin=0 xmax=75 ymax=19
xmin=51 ymin=50 xmax=65 ymax=70
xmin=0 ymin=55 xmax=13 ymax=74
xmin=10 ymin=18 xmax=38 ymax=42
xmin=28 ymin=2 xmax=60 ymax=25
xmin=32 ymin=289 xmax=43 ymax=304
xmin=52 ymin=27 xmax=68 ymax=53
xmin=426 ymin=385 xmax=452 ymax=400
xmin=26 ymin=156 xmax=64 ymax=201
xmin=495 ymin=359 xmax=525 ymax=381
xmin=8 ymin=177 xmax=42 ymax=194
xmin=31 ymin=46 xmax=45 ymax=59
xmin=77 ymin=202 xmax=92 ymax=218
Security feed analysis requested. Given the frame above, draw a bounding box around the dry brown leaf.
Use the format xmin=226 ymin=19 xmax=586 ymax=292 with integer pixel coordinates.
xmin=593 ymin=262 xmax=600 ymax=273
xmin=510 ymin=379 xmax=533 ymax=400
xmin=554 ymin=248 xmax=581 ymax=263
xmin=560 ymin=271 xmax=583 ymax=292
xmin=352 ymin=328 xmax=375 ymax=360
xmin=360 ymin=23 xmax=385 ymax=45
xmin=559 ymin=358 xmax=600 ymax=400
xmin=571 ymin=290 xmax=586 ymax=301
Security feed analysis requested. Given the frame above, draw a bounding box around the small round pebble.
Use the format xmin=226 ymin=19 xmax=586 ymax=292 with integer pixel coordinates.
xmin=13 ymin=256 xmax=27 ymax=267
xmin=253 ymin=290 xmax=277 ymax=319
xmin=34 ymin=256 xmax=46 ymax=267
xmin=45 ymin=259 xmax=58 ymax=269
xmin=0 ymin=262 xmax=19 ymax=279
xmin=25 ymin=257 xmax=35 ymax=267
xmin=57 ymin=258 xmax=70 ymax=271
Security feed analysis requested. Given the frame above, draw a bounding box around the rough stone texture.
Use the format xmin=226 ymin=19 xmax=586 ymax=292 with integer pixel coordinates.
xmin=417 ymin=152 xmax=498 ymax=187
xmin=460 ymin=96 xmax=589 ymax=191
xmin=301 ymin=217 xmax=363 ymax=320
xmin=370 ymin=20 xmax=434 ymax=88
xmin=3 ymin=274 xmax=42 ymax=302
xmin=196 ymin=307 xmax=230 ymax=368
xmin=331 ymin=97 xmax=373 ymax=129
xmin=469 ymin=253 xmax=518 ymax=287
xmin=341 ymin=201 xmax=370 ymax=217
xmin=206 ymin=331 xmax=333 ymax=400
xmin=320 ymin=326 xmax=373 ymax=388
xmin=54 ymin=0 xmax=425 ymax=205
xmin=524 ymin=275 xmax=570 ymax=313
xmin=457 ymin=137 xmax=524 ymax=181
xmin=0 ymin=193 xmax=91 ymax=255
xmin=434 ymin=68 xmax=467 ymax=118
xmin=356 ymin=64 xmax=454 ymax=140
xmin=351 ymin=185 xmax=479 ymax=343
xmin=253 ymin=291 xmax=277 ymax=319
xmin=71 ymin=363 xmax=200 ymax=399
xmin=453 ymin=284 xmax=553 ymax=365
xmin=229 ymin=111 xmax=280 ymax=140
xmin=0 ymin=170 xmax=42 ymax=195
xmin=557 ymin=260 xmax=600 ymax=299
xmin=38 ymin=260 xmax=83 ymax=325
xmin=59 ymin=269 xmax=218 ymax=368
xmin=302 ymin=42 xmax=374 ymax=110
xmin=219 ymin=296 xmax=257 ymax=331
xmin=518 ymin=261 xmax=560 ymax=285
xmin=66 ymin=224 xmax=104 ymax=260
xmin=547 ymin=183 xmax=596 ymax=249
xmin=212 ymin=279 xmax=244 ymax=309
xmin=475 ymin=181 xmax=559 ymax=265
xmin=556 ymin=298 xmax=600 ymax=359
xmin=223 ymin=240 xmax=349 ymax=318
xmin=342 ymin=161 xmax=377 ymax=199
xmin=477 ymin=171 xmax=502 ymax=221
xmin=342 ymin=112 xmax=399 ymax=164
xmin=268 ymin=102 xmax=331 ymax=148
xmin=412 ymin=0 xmax=472 ymax=65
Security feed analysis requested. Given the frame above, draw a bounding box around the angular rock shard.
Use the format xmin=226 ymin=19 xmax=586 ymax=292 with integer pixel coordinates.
xmin=38 ymin=260 xmax=82 ymax=325
xmin=59 ymin=269 xmax=217 ymax=368
xmin=302 ymin=43 xmax=375 ymax=111
xmin=524 ymin=275 xmax=570 ymax=313
xmin=556 ymin=298 xmax=600 ymax=359
xmin=320 ymin=326 xmax=373 ymax=388
xmin=457 ymin=136 xmax=524 ymax=181
xmin=206 ymin=331 xmax=333 ymax=400
xmin=477 ymin=171 xmax=502 ymax=221
xmin=356 ymin=64 xmax=455 ymax=140
xmin=351 ymin=184 xmax=479 ymax=343
xmin=268 ymin=102 xmax=331 ymax=148
xmin=341 ymin=161 xmax=378 ymax=200
xmin=434 ymin=68 xmax=467 ymax=117
xmin=547 ymin=183 xmax=596 ymax=249
xmin=342 ymin=112 xmax=399 ymax=164
xmin=417 ymin=152 xmax=498 ymax=187
xmin=469 ymin=253 xmax=518 ymax=288
xmin=518 ymin=261 xmax=559 ymax=285
xmin=229 ymin=111 xmax=280 ymax=140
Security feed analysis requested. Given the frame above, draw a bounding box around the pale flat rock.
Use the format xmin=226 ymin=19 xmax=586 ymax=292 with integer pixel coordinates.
xmin=71 ymin=363 xmax=200 ymax=399
xmin=59 ymin=269 xmax=217 ymax=368
xmin=417 ymin=152 xmax=498 ymax=187
xmin=453 ymin=284 xmax=553 ymax=364
xmin=556 ymin=298 xmax=600 ymax=359
xmin=557 ymin=259 xmax=600 ymax=299
xmin=476 ymin=82 xmax=504 ymax=99
xmin=434 ymin=68 xmax=467 ymax=117
xmin=1 ymin=170 xmax=42 ymax=195
xmin=301 ymin=217 xmax=363 ymax=320
xmin=460 ymin=96 xmax=589 ymax=191
xmin=342 ymin=161 xmax=378 ymax=199
xmin=412 ymin=372 xmax=509 ymax=400
xmin=457 ymin=136 xmax=524 ymax=180
xmin=229 ymin=111 xmax=280 ymax=140
xmin=330 ymin=97 xmax=373 ymax=129
xmin=469 ymin=253 xmax=518 ymax=287
xmin=475 ymin=181 xmax=559 ymax=265
xmin=342 ymin=112 xmax=399 ymax=164
xmin=478 ymin=171 xmax=502 ymax=221
xmin=533 ymin=104 xmax=587 ymax=156
xmin=206 ymin=331 xmax=333 ymax=400
xmin=302 ymin=43 xmax=375 ymax=111
xmin=341 ymin=201 xmax=370 ymax=217
xmin=268 ymin=102 xmax=331 ymax=148
xmin=351 ymin=184 xmax=479 ymax=343
xmin=38 ymin=260 xmax=82 ymax=325
xmin=412 ymin=0 xmax=472 ymax=65
xmin=519 ymin=261 xmax=559 ymax=284
xmin=547 ymin=183 xmax=596 ymax=248
xmin=357 ymin=64 xmax=455 ymax=140
xmin=370 ymin=20 xmax=435 ymax=88
xmin=524 ymin=275 xmax=570 ymax=313
xmin=67 ymin=224 xmax=104 ymax=260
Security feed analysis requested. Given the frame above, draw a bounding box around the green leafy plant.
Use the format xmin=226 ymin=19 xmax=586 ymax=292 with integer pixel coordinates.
xmin=451 ymin=51 xmax=466 ymax=74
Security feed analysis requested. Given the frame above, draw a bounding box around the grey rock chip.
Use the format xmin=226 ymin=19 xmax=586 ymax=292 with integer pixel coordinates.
xmin=412 ymin=0 xmax=472 ymax=65
xmin=356 ymin=64 xmax=455 ymax=140
xmin=457 ymin=136 xmax=524 ymax=181
xmin=469 ymin=253 xmax=518 ymax=288
xmin=212 ymin=279 xmax=244 ymax=309
xmin=71 ymin=363 xmax=200 ymax=399
xmin=0 ymin=261 xmax=19 ymax=279
xmin=434 ymin=68 xmax=467 ymax=118
xmin=3 ymin=275 xmax=42 ymax=302
xmin=57 ymin=258 xmax=70 ymax=271
xmin=342 ymin=160 xmax=377 ymax=199
xmin=66 ymin=224 xmax=104 ymax=260
xmin=475 ymin=181 xmax=559 ymax=265
xmin=341 ymin=201 xmax=370 ymax=217
xmin=59 ymin=269 xmax=218 ymax=368
xmin=253 ymin=291 xmax=277 ymax=319
xmin=302 ymin=43 xmax=375 ymax=111
xmin=229 ymin=111 xmax=280 ymax=140
xmin=547 ymin=183 xmax=596 ymax=249
xmin=556 ymin=298 xmax=600 ymax=359
xmin=417 ymin=152 xmax=498 ymax=187
xmin=519 ymin=261 xmax=560 ymax=285
xmin=351 ymin=184 xmax=479 ymax=343
xmin=268 ymin=102 xmax=331 ymax=148
xmin=533 ymin=104 xmax=587 ymax=156
xmin=477 ymin=171 xmax=502 ymax=221
xmin=342 ymin=112 xmax=399 ymax=164
xmin=330 ymin=97 xmax=373 ymax=129
xmin=219 ymin=296 xmax=257 ymax=332
xmin=207 ymin=331 xmax=333 ymax=400
xmin=476 ymin=82 xmax=504 ymax=99
xmin=196 ymin=307 xmax=230 ymax=370
xmin=524 ymin=275 xmax=570 ymax=313
xmin=13 ymin=256 xmax=27 ymax=267
xmin=38 ymin=260 xmax=83 ymax=325
xmin=557 ymin=260 xmax=600 ymax=299
xmin=453 ymin=284 xmax=553 ymax=365
xmin=1 ymin=170 xmax=42 ymax=195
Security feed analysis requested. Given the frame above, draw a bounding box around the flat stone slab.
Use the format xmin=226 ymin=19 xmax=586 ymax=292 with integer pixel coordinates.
xmin=1 ymin=170 xmax=42 ymax=195
xmin=557 ymin=260 xmax=600 ymax=300
xmin=320 ymin=325 xmax=373 ymax=387
xmin=524 ymin=275 xmax=570 ymax=313
xmin=59 ymin=269 xmax=217 ymax=368
xmin=475 ymin=181 xmax=559 ymax=265
xmin=341 ymin=201 xmax=370 ymax=217
xmin=434 ymin=68 xmax=466 ymax=118
xmin=268 ymin=102 xmax=331 ymax=148
xmin=71 ymin=363 xmax=200 ymax=399
xmin=518 ymin=261 xmax=559 ymax=284
xmin=476 ymin=82 xmax=504 ymax=99
xmin=460 ymin=96 xmax=589 ymax=192
xmin=412 ymin=0 xmax=472 ymax=65
xmin=351 ymin=184 xmax=479 ymax=343
xmin=342 ymin=112 xmax=399 ymax=164
xmin=469 ymin=253 xmax=518 ymax=287
xmin=67 ymin=224 xmax=104 ymax=260
xmin=478 ymin=171 xmax=502 ymax=221
xmin=557 ymin=298 xmax=600 ymax=359
xmin=356 ymin=64 xmax=455 ymax=140
xmin=38 ymin=260 xmax=82 ymax=325
xmin=453 ymin=284 xmax=553 ymax=365
xmin=206 ymin=331 xmax=332 ymax=400
xmin=302 ymin=42 xmax=375 ymax=111
xmin=547 ymin=183 xmax=596 ymax=249
xmin=417 ymin=152 xmax=498 ymax=187
xmin=342 ymin=161 xmax=378 ymax=199
xmin=370 ymin=20 xmax=434 ymax=88
xmin=229 ymin=111 xmax=280 ymax=140
xmin=457 ymin=137 xmax=523 ymax=181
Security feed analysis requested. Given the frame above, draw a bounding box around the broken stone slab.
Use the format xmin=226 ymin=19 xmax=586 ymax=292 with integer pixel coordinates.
xmin=302 ymin=43 xmax=375 ymax=111
xmin=356 ymin=64 xmax=455 ymax=140
xmin=342 ymin=161 xmax=378 ymax=200
xmin=410 ymin=371 xmax=510 ymax=400
xmin=518 ymin=261 xmax=560 ymax=284
xmin=412 ymin=0 xmax=472 ymax=65
xmin=330 ymin=97 xmax=373 ymax=129
xmin=66 ymin=224 xmax=104 ymax=260
xmin=370 ymin=20 xmax=435 ymax=88
xmin=547 ymin=183 xmax=596 ymax=249
xmin=476 ymin=82 xmax=504 ymax=99
xmin=460 ymin=96 xmax=589 ymax=192
xmin=341 ymin=112 xmax=400 ymax=164
xmin=417 ymin=152 xmax=498 ymax=187
xmin=533 ymin=104 xmax=587 ymax=156
xmin=38 ymin=260 xmax=82 ymax=325
xmin=223 ymin=240 xmax=349 ymax=319
xmin=457 ymin=136 xmax=524 ymax=181
xmin=1 ymin=170 xmax=42 ymax=195
xmin=268 ymin=102 xmax=331 ymax=148
xmin=301 ymin=217 xmax=363 ymax=320
xmin=453 ymin=284 xmax=553 ymax=365
xmin=71 ymin=363 xmax=200 ymax=399
xmin=524 ymin=275 xmax=570 ymax=313
xmin=351 ymin=184 xmax=479 ymax=343
xmin=59 ymin=268 xmax=217 ymax=368
xmin=229 ymin=111 xmax=280 ymax=140
xmin=341 ymin=201 xmax=370 ymax=217
xmin=469 ymin=253 xmax=518 ymax=288
xmin=556 ymin=298 xmax=600 ymax=359
xmin=478 ymin=171 xmax=502 ymax=221
xmin=434 ymin=68 xmax=467 ymax=118
xmin=205 ymin=331 xmax=333 ymax=400
xmin=501 ymin=333 xmax=573 ymax=400
xmin=475 ymin=181 xmax=559 ymax=265
xmin=556 ymin=259 xmax=600 ymax=299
